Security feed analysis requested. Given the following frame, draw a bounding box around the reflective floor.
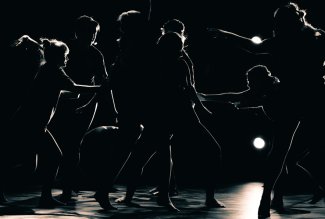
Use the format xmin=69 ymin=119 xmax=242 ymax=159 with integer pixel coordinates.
xmin=1 ymin=182 xmax=324 ymax=218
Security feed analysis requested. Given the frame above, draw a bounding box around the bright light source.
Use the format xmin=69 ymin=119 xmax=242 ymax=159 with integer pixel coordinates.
xmin=253 ymin=137 xmax=265 ymax=149
xmin=251 ymin=36 xmax=262 ymax=44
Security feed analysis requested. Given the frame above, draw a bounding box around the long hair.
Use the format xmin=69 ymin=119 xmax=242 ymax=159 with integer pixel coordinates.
xmin=273 ymin=2 xmax=317 ymax=37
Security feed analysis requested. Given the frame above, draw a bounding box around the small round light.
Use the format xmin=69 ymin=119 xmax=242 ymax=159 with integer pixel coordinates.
xmin=253 ymin=137 xmax=265 ymax=149
xmin=251 ymin=36 xmax=262 ymax=44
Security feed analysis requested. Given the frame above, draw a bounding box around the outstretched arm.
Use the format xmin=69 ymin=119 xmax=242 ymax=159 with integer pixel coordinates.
xmin=198 ymin=91 xmax=245 ymax=103
xmin=198 ymin=89 xmax=263 ymax=109
xmin=72 ymin=80 xmax=114 ymax=115
xmin=60 ymin=69 xmax=103 ymax=93
xmin=208 ymin=28 xmax=270 ymax=55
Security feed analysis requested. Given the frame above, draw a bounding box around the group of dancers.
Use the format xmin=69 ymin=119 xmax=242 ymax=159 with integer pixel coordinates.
xmin=1 ymin=1 xmax=325 ymax=218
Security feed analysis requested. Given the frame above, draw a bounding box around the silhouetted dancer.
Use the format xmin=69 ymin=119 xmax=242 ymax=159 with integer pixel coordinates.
xmin=90 ymin=10 xmax=152 ymax=211
xmin=115 ymin=31 xmax=224 ymax=211
xmin=208 ymin=2 xmax=325 ymax=218
xmin=1 ymin=35 xmax=44 ymax=204
xmin=148 ymin=18 xmax=202 ymax=198
xmin=111 ymin=11 xmax=178 ymax=211
xmin=4 ymin=38 xmax=103 ymax=208
xmin=270 ymin=116 xmax=325 ymax=212
xmin=47 ymin=15 xmax=117 ymax=203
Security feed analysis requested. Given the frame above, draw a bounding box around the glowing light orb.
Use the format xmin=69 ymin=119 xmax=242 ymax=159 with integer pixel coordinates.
xmin=251 ymin=36 xmax=262 ymax=44
xmin=253 ymin=137 xmax=265 ymax=149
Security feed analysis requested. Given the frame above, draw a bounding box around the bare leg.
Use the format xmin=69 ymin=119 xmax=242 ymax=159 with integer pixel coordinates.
xmin=115 ymin=128 xmax=179 ymax=211
xmin=181 ymin=120 xmax=224 ymax=208
xmin=155 ymin=144 xmax=179 ymax=212
xmin=271 ymin=166 xmax=287 ymax=211
xmin=151 ymin=160 xmax=179 ymax=197
xmin=200 ymin=124 xmax=224 ymax=208
xmin=81 ymin=128 xmax=121 ymax=211
xmin=58 ymin=103 xmax=98 ymax=202
xmin=271 ymin=142 xmax=309 ymax=211
xmin=37 ymin=130 xmax=66 ymax=208
xmin=258 ymin=120 xmax=300 ymax=218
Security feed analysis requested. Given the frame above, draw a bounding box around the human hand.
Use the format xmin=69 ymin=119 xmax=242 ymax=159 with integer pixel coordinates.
xmin=228 ymin=102 xmax=240 ymax=110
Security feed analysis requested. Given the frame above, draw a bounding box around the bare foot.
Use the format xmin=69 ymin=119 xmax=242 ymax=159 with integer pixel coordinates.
xmin=115 ymin=196 xmax=140 ymax=207
xmin=205 ymin=198 xmax=225 ymax=208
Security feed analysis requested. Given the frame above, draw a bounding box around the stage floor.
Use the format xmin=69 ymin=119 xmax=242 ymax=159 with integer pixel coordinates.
xmin=1 ymin=182 xmax=324 ymax=218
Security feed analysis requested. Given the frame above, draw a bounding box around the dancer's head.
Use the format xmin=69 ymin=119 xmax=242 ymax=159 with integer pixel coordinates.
xmin=116 ymin=10 xmax=148 ymax=52
xmin=157 ymin=31 xmax=184 ymax=59
xmin=75 ymin=15 xmax=100 ymax=46
xmin=246 ymin=65 xmax=280 ymax=91
xmin=273 ymin=2 xmax=312 ymax=37
xmin=40 ymin=38 xmax=69 ymax=68
xmin=161 ymin=19 xmax=186 ymax=44
xmin=117 ymin=10 xmax=146 ymax=35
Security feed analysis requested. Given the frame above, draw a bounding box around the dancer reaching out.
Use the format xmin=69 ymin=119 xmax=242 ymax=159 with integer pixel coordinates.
xmin=2 ymin=37 xmax=104 ymax=208
xmin=208 ymin=3 xmax=325 ymax=216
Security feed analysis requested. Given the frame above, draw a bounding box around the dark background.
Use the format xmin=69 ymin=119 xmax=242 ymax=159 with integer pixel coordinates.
xmin=2 ymin=0 xmax=325 ymax=189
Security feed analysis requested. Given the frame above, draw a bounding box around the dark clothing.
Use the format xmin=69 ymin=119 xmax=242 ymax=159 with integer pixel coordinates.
xmin=65 ymin=41 xmax=107 ymax=106
xmin=50 ymin=40 xmax=114 ymax=194
xmin=261 ymin=28 xmax=325 ymax=121
xmin=13 ymin=64 xmax=74 ymax=131
xmin=2 ymin=63 xmax=73 ymax=191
